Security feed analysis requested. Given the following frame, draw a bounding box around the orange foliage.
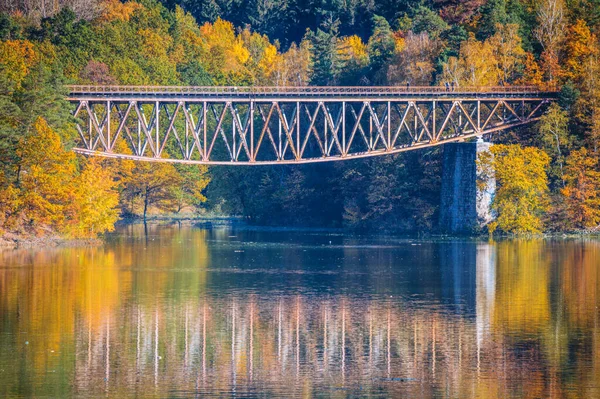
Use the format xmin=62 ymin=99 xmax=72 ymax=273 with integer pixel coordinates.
xmin=100 ymin=0 xmax=142 ymax=22
xmin=561 ymin=148 xmax=600 ymax=229
xmin=564 ymin=19 xmax=598 ymax=82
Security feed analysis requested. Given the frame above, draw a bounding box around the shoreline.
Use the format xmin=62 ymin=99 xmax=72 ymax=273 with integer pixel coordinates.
xmin=2 ymin=218 xmax=599 ymax=249
xmin=117 ymin=217 xmax=600 ymax=239
xmin=0 ymin=232 xmax=102 ymax=250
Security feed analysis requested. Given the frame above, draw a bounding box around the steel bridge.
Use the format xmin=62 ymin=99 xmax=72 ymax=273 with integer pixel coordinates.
xmin=69 ymin=85 xmax=557 ymax=165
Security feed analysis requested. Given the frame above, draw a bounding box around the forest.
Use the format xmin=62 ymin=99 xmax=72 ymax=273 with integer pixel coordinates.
xmin=0 ymin=0 xmax=599 ymax=239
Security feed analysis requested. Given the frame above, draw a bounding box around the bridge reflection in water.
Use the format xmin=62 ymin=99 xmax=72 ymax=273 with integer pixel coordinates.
xmin=68 ymin=86 xmax=556 ymax=164
xmin=0 ymin=226 xmax=598 ymax=397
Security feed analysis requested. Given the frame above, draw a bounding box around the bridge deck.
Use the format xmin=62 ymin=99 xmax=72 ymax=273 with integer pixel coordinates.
xmin=68 ymin=85 xmax=557 ymax=101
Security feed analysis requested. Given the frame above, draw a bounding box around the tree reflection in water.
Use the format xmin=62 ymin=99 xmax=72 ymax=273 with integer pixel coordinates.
xmin=0 ymin=226 xmax=599 ymax=398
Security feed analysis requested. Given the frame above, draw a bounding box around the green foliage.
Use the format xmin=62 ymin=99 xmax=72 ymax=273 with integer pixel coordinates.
xmin=558 ymin=81 xmax=580 ymax=111
xmin=306 ymin=22 xmax=340 ymax=85
xmin=411 ymin=7 xmax=448 ymax=38
xmin=367 ymin=15 xmax=394 ymax=82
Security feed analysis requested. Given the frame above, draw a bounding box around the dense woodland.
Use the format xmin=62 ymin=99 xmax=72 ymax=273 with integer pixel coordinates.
xmin=0 ymin=0 xmax=599 ymax=239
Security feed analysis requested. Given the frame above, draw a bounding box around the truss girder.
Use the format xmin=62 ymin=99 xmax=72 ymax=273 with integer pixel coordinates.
xmin=71 ymin=98 xmax=551 ymax=165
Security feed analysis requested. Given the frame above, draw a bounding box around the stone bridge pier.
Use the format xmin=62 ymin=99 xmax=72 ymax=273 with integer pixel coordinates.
xmin=439 ymin=139 xmax=495 ymax=234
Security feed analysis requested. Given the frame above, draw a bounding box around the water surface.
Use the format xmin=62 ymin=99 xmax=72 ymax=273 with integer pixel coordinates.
xmin=1 ymin=224 xmax=599 ymax=398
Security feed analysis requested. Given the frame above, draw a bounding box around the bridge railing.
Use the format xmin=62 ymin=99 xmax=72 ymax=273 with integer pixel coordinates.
xmin=67 ymin=85 xmax=555 ymax=96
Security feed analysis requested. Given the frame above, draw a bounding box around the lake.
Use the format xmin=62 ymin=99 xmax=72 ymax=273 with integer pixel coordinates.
xmin=1 ymin=224 xmax=599 ymax=398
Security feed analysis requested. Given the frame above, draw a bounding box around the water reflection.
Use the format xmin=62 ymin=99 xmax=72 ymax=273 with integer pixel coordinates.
xmin=0 ymin=225 xmax=599 ymax=398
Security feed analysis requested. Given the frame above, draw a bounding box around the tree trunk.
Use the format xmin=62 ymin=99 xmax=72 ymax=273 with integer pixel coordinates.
xmin=143 ymin=193 xmax=149 ymax=221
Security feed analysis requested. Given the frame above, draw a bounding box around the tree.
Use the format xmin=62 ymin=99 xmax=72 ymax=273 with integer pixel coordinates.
xmin=561 ymin=148 xmax=600 ymax=229
xmin=170 ymin=165 xmax=210 ymax=213
xmin=66 ymin=157 xmax=120 ymax=238
xmin=367 ymin=15 xmax=395 ymax=82
xmin=387 ymin=31 xmax=440 ymax=85
xmin=79 ymin=60 xmax=117 ymax=85
xmin=410 ymin=6 xmax=448 ymax=38
xmin=122 ymin=161 xmax=183 ymax=220
xmin=480 ymin=144 xmax=550 ymax=234
xmin=563 ymin=19 xmax=597 ymax=84
xmin=13 ymin=117 xmax=75 ymax=233
xmin=442 ymin=34 xmax=499 ymax=86
xmin=534 ymin=0 xmax=565 ymax=86
xmin=487 ymin=23 xmax=526 ymax=84
xmin=516 ymin=53 xmax=543 ymax=86
xmin=335 ymin=35 xmax=369 ymax=84
xmin=306 ymin=22 xmax=340 ymax=85
xmin=537 ymin=103 xmax=572 ymax=187
xmin=272 ymin=41 xmax=312 ymax=86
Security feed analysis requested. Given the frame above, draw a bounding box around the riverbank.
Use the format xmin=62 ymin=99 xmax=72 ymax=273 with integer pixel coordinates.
xmin=0 ymin=231 xmax=102 ymax=249
xmin=2 ymin=217 xmax=599 ymax=250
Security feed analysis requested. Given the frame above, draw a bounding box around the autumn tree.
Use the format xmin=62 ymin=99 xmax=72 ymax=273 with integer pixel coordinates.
xmin=534 ymin=0 xmax=565 ymax=86
xmin=442 ymin=33 xmax=499 ymax=86
xmin=563 ymin=19 xmax=597 ymax=84
xmin=487 ymin=23 xmax=526 ymax=84
xmin=122 ymin=161 xmax=183 ymax=220
xmin=335 ymin=35 xmax=369 ymax=84
xmin=170 ymin=165 xmax=211 ymax=213
xmin=387 ymin=31 xmax=440 ymax=86
xmin=271 ymin=41 xmax=311 ymax=86
xmin=561 ymin=148 xmax=600 ymax=229
xmin=442 ymin=24 xmax=526 ymax=87
xmin=537 ymin=103 xmax=572 ymax=186
xmin=79 ymin=59 xmax=117 ymax=85
xmin=13 ymin=117 xmax=75 ymax=233
xmin=66 ymin=157 xmax=120 ymax=238
xmin=480 ymin=144 xmax=550 ymax=235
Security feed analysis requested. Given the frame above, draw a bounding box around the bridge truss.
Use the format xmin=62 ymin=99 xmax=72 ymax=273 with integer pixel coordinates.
xmin=69 ymin=86 xmax=555 ymax=165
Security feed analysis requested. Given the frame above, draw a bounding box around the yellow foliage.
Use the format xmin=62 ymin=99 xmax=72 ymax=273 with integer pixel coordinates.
xmin=480 ymin=144 xmax=550 ymax=234
xmin=488 ymin=24 xmax=526 ymax=84
xmin=337 ymin=35 xmax=369 ymax=65
xmin=394 ymin=35 xmax=405 ymax=53
xmin=258 ymin=43 xmax=279 ymax=82
xmin=198 ymin=18 xmax=252 ymax=78
xmin=232 ymin=38 xmax=250 ymax=65
xmin=268 ymin=41 xmax=311 ymax=86
xmin=100 ymin=0 xmax=142 ymax=22
xmin=1 ymin=119 xmax=120 ymax=238
xmin=0 ymin=39 xmax=37 ymax=90
xmin=442 ymin=25 xmax=527 ymax=86
xmin=139 ymin=28 xmax=173 ymax=59
xmin=16 ymin=118 xmax=76 ymax=231
xmin=444 ymin=34 xmax=500 ymax=86
xmin=65 ymin=158 xmax=120 ymax=239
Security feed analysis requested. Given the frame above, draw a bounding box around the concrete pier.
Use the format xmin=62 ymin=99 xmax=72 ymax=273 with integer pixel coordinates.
xmin=439 ymin=140 xmax=495 ymax=234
